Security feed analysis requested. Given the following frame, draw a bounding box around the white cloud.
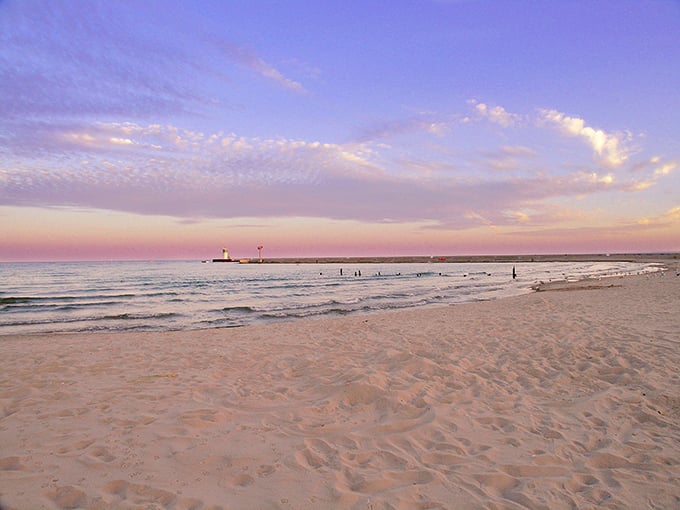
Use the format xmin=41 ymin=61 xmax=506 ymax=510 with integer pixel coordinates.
xmin=597 ymin=173 xmax=614 ymax=184
xmin=539 ymin=109 xmax=630 ymax=167
xmin=426 ymin=122 xmax=449 ymax=136
xmin=654 ymin=161 xmax=677 ymax=176
xmin=473 ymin=101 xmax=521 ymax=127
xmin=109 ymin=137 xmax=135 ymax=146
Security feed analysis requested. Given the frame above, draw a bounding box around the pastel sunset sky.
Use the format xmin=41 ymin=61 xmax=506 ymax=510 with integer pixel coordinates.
xmin=1 ymin=0 xmax=678 ymax=261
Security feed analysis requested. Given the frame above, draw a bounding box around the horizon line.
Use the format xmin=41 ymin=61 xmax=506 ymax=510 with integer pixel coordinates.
xmin=2 ymin=252 xmax=678 ymax=264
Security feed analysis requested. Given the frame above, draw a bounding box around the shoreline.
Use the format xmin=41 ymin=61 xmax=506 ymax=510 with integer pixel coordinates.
xmin=1 ymin=272 xmax=678 ymax=509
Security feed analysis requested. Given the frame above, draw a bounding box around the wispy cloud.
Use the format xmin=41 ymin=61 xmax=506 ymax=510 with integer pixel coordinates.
xmin=482 ymin=145 xmax=538 ymax=172
xmin=0 ymin=0 xmax=307 ymax=128
xmin=1 ymin=99 xmax=675 ymax=234
xmin=221 ymin=41 xmax=306 ymax=93
xmin=0 ymin=2 xmax=215 ymax=122
xmin=501 ymin=145 xmax=537 ymax=157
xmin=637 ymin=205 xmax=680 ymax=227
xmin=353 ymin=115 xmax=455 ymax=143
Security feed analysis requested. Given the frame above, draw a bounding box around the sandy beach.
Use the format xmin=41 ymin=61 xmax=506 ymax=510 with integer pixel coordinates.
xmin=1 ymin=272 xmax=678 ymax=509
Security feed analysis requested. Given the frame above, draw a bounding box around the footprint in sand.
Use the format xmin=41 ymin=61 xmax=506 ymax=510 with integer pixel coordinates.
xmin=341 ymin=468 xmax=434 ymax=494
xmin=421 ymin=452 xmax=466 ymax=466
xmin=0 ymin=456 xmax=24 ymax=471
xmin=565 ymin=473 xmax=600 ymax=492
xmin=257 ymin=464 xmax=276 ymax=477
xmin=56 ymin=439 xmax=96 ymax=454
xmin=231 ymin=474 xmax=255 ymax=487
xmin=473 ymin=472 xmax=520 ymax=494
xmin=103 ymin=480 xmax=177 ymax=508
xmin=500 ymin=464 xmax=570 ymax=478
xmin=475 ymin=415 xmax=516 ymax=433
xmin=587 ymin=452 xmax=632 ymax=469
xmin=295 ymin=437 xmax=340 ymax=471
xmin=295 ymin=447 xmax=325 ymax=470
xmin=89 ymin=446 xmax=116 ymax=463
xmin=46 ymin=485 xmax=87 ymax=510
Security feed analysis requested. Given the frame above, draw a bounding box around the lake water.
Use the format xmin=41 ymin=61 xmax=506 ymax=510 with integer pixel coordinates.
xmin=0 ymin=260 xmax=659 ymax=335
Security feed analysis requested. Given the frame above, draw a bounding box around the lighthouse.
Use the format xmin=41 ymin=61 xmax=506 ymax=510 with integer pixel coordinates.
xmin=222 ymin=248 xmax=229 ymax=260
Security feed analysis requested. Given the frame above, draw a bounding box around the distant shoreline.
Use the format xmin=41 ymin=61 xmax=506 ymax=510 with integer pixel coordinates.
xmin=214 ymin=253 xmax=677 ymax=265
xmin=3 ymin=253 xmax=676 ymax=265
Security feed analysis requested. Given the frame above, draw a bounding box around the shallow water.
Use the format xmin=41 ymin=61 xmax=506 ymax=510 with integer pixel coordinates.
xmin=0 ymin=260 xmax=658 ymax=334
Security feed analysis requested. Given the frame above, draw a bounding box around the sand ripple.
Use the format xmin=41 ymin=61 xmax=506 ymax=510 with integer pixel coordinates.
xmin=0 ymin=273 xmax=678 ymax=509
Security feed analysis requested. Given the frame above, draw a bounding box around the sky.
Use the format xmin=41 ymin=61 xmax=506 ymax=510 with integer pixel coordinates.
xmin=1 ymin=0 xmax=679 ymax=261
